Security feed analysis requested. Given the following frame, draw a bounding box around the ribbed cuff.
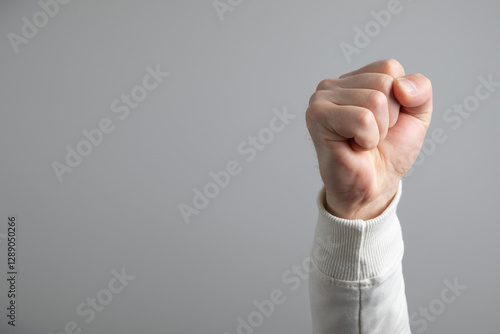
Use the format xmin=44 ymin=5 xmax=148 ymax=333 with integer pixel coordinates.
xmin=311 ymin=181 xmax=404 ymax=282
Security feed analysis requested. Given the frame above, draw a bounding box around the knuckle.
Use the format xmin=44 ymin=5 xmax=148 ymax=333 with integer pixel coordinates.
xmin=306 ymin=101 xmax=328 ymax=122
xmin=355 ymin=114 xmax=379 ymax=149
xmin=308 ymin=91 xmax=323 ymax=106
xmin=381 ymin=58 xmax=404 ymax=77
xmin=306 ymin=101 xmax=333 ymax=131
xmin=367 ymin=90 xmax=387 ymax=110
xmin=316 ymin=78 xmax=338 ymax=91
xmin=356 ymin=108 xmax=374 ymax=130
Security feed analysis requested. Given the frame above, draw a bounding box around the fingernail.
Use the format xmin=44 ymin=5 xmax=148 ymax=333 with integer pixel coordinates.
xmin=397 ymin=78 xmax=418 ymax=95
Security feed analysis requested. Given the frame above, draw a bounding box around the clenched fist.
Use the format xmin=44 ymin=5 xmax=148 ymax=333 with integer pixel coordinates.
xmin=306 ymin=59 xmax=433 ymax=220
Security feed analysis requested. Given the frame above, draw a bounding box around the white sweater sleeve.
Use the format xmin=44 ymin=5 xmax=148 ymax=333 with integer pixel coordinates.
xmin=309 ymin=181 xmax=411 ymax=334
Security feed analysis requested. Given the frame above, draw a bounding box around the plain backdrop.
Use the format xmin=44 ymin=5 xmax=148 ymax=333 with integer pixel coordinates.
xmin=0 ymin=0 xmax=499 ymax=333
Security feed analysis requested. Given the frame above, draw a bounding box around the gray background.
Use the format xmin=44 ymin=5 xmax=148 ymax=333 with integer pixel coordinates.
xmin=1 ymin=0 xmax=499 ymax=333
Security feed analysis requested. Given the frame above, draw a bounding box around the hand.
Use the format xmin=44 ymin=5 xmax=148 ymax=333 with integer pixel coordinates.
xmin=306 ymin=59 xmax=433 ymax=220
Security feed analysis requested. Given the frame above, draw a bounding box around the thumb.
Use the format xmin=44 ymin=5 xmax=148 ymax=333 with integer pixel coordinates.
xmin=393 ymin=73 xmax=433 ymax=126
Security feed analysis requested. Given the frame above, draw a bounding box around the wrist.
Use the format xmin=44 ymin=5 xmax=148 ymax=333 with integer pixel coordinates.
xmin=324 ymin=182 xmax=400 ymax=220
xmin=313 ymin=181 xmax=405 ymax=281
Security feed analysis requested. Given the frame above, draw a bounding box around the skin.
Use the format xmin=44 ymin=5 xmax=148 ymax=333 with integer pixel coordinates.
xmin=306 ymin=59 xmax=433 ymax=220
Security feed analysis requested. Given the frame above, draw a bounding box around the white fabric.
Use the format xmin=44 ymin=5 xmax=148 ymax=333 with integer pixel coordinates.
xmin=309 ymin=181 xmax=411 ymax=333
